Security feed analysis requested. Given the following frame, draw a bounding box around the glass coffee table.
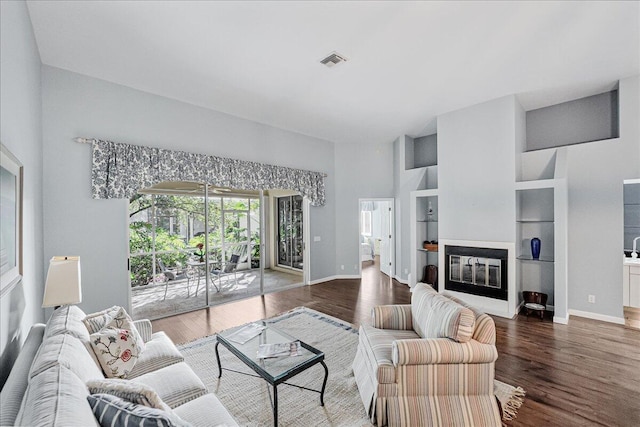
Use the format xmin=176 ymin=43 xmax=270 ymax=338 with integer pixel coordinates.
xmin=215 ymin=322 xmax=328 ymax=426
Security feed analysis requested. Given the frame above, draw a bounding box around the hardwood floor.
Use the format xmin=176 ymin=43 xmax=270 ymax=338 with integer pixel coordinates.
xmin=153 ymin=260 xmax=640 ymax=426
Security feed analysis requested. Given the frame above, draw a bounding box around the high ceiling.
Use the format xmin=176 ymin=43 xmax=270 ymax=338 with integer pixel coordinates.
xmin=26 ymin=1 xmax=639 ymax=145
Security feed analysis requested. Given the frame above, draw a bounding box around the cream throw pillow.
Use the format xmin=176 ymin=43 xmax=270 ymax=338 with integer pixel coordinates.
xmin=86 ymin=378 xmax=171 ymax=411
xmin=83 ymin=306 xmax=121 ymax=334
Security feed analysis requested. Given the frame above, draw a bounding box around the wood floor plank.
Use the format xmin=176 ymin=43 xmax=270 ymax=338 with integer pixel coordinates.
xmin=152 ymin=260 xmax=640 ymax=426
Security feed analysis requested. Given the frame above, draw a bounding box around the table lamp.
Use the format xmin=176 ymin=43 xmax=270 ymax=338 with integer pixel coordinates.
xmin=42 ymin=256 xmax=82 ymax=309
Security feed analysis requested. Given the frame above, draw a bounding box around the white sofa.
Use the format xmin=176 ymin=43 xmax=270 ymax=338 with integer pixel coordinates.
xmin=0 ymin=305 xmax=238 ymax=426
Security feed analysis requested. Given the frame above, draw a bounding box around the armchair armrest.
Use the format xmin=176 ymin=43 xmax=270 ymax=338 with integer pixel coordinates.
xmin=133 ymin=319 xmax=153 ymax=343
xmin=372 ymin=305 xmax=413 ymax=330
xmin=392 ymin=338 xmax=498 ymax=365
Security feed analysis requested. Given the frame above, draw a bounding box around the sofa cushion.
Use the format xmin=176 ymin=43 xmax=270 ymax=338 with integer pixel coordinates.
xmin=83 ymin=305 xmax=121 ymax=334
xmin=0 ymin=324 xmax=45 ymax=427
xmin=411 ymin=284 xmax=476 ymax=343
xmin=44 ymin=305 xmax=89 ymax=341
xmin=359 ymin=324 xmax=420 ymax=384
xmin=90 ymin=327 xmax=145 ymax=379
xmin=15 ymin=365 xmax=98 ymax=426
xmin=446 ymin=294 xmax=496 ymax=344
xmin=133 ymin=319 xmax=154 ymax=343
xmin=173 ymin=393 xmax=239 ymax=427
xmin=131 ymin=362 xmax=208 ymax=409
xmin=30 ymin=333 xmax=104 ymax=382
xmin=128 ymin=331 xmax=184 ymax=379
xmin=87 ymin=378 xmax=171 ymax=411
xmin=87 ymin=393 xmax=191 ymax=427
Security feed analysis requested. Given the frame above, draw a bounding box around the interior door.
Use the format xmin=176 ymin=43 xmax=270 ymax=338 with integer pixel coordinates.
xmin=379 ymin=201 xmax=393 ymax=277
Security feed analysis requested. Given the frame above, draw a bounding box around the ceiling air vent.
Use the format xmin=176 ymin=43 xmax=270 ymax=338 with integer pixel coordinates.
xmin=320 ymin=51 xmax=348 ymax=68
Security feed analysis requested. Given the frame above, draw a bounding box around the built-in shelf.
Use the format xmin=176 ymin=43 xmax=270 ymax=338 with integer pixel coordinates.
xmin=517 ymin=255 xmax=554 ymax=263
xmin=513 ymin=176 xmax=568 ymax=323
xmin=411 ymin=189 xmax=439 ymax=289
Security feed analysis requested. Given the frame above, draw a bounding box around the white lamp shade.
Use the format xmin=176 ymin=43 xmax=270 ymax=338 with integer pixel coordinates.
xmin=42 ymin=256 xmax=82 ymax=308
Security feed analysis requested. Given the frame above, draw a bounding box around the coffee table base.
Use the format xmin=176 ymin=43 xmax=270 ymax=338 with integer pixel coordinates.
xmin=215 ymin=341 xmax=329 ymax=426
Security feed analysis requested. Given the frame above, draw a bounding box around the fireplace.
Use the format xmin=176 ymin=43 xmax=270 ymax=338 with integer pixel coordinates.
xmin=444 ymin=245 xmax=508 ymax=300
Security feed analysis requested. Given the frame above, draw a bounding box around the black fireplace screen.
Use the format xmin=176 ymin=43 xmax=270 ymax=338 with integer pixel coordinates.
xmin=445 ymin=246 xmax=508 ymax=300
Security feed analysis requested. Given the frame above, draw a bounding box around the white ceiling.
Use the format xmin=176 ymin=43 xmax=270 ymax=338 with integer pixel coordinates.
xmin=26 ymin=1 xmax=640 ymax=145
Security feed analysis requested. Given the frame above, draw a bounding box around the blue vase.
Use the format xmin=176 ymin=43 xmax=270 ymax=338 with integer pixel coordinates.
xmin=531 ymin=237 xmax=541 ymax=260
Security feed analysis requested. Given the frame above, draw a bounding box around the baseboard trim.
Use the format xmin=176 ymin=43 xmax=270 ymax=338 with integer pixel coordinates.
xmin=309 ymin=275 xmax=359 ymax=285
xmin=394 ymin=275 xmax=409 ymax=285
xmin=553 ymin=315 xmax=569 ymax=324
xmin=568 ymin=309 xmax=625 ymax=325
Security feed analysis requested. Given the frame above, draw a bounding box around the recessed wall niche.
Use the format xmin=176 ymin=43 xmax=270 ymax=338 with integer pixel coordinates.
xmin=405 ymin=134 xmax=437 ymax=170
xmin=526 ymin=89 xmax=619 ymax=152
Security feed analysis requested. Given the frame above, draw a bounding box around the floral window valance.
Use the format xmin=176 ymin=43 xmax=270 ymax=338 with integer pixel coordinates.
xmin=89 ymin=139 xmax=326 ymax=206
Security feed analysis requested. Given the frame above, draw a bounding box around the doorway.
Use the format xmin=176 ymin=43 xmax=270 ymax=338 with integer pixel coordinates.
xmin=359 ymin=199 xmax=394 ymax=279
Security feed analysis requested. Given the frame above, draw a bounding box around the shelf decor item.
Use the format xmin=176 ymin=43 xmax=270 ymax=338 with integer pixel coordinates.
xmin=531 ymin=237 xmax=541 ymax=260
xmin=421 ymin=264 xmax=438 ymax=289
xmin=423 ymin=241 xmax=438 ymax=251
xmin=427 ymin=201 xmax=434 ymax=220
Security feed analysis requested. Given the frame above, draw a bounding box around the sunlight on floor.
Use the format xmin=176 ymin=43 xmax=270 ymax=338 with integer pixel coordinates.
xmin=131 ymin=268 xmax=302 ymax=320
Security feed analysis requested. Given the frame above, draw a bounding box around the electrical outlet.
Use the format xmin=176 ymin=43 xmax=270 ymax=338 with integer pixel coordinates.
xmin=588 ymin=295 xmax=595 ymax=303
xmin=354 ymin=264 xmax=357 ymax=270
xmin=340 ymin=265 xmax=344 ymax=270
xmin=404 ymin=268 xmax=408 ymax=275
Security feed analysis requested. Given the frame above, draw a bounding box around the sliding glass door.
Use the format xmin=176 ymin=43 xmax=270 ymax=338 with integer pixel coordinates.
xmin=129 ymin=183 xmax=307 ymax=320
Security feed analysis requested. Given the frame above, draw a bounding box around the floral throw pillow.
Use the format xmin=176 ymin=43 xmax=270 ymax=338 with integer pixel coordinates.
xmin=90 ymin=328 xmax=144 ymax=379
xmin=102 ymin=307 xmax=146 ymax=348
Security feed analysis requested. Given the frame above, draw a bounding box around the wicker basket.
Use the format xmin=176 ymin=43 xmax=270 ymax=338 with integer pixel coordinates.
xmin=422 ymin=243 xmax=438 ymax=251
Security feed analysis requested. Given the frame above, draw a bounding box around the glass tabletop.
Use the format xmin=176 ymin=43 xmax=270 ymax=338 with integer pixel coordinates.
xmin=217 ymin=322 xmax=323 ymax=382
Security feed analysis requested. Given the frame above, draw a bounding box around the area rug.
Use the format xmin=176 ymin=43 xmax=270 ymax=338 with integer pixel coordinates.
xmin=178 ymin=307 xmax=525 ymax=426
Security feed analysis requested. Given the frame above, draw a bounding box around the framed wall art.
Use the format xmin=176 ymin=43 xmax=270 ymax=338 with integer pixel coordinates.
xmin=1 ymin=143 xmax=23 ymax=297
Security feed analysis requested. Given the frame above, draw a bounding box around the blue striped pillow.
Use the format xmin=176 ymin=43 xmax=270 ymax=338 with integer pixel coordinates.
xmin=87 ymin=393 xmax=190 ymax=427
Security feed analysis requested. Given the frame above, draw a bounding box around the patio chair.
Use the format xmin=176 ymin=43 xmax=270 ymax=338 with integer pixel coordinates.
xmin=157 ymin=259 xmax=188 ymax=300
xmin=209 ymin=254 xmax=240 ymax=292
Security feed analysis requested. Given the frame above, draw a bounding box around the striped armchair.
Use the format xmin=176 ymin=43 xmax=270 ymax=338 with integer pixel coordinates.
xmin=352 ymin=283 xmax=501 ymax=426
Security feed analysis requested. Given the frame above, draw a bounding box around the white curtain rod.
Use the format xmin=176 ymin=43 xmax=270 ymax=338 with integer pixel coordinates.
xmin=73 ymin=137 xmax=329 ymax=177
xmin=74 ymin=137 xmax=95 ymax=144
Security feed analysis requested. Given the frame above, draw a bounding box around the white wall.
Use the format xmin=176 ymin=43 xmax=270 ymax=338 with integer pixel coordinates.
xmin=41 ymin=66 xmax=336 ymax=314
xmin=0 ymin=0 xmax=44 ymax=385
xmin=334 ymin=143 xmax=394 ymax=277
xmin=434 ymin=95 xmax=518 ymax=317
xmin=565 ymin=75 xmax=640 ymax=318
xmin=438 ymin=95 xmax=517 ymax=243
